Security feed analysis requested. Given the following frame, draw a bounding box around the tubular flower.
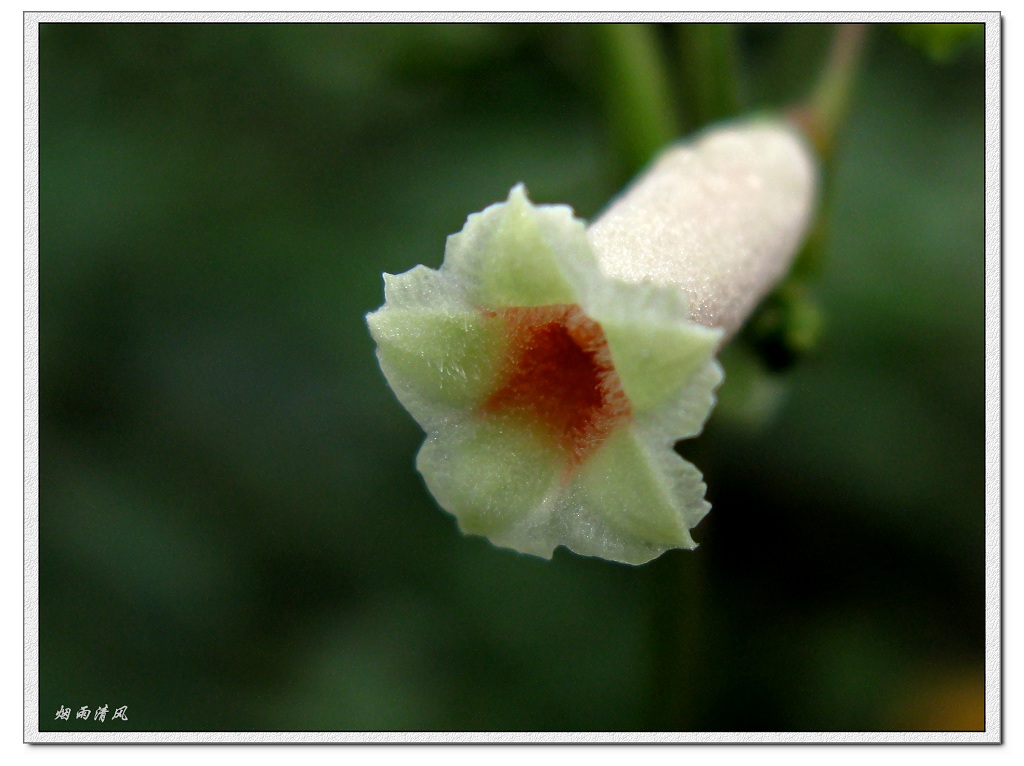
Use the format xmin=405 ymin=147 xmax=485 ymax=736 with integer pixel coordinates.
xmin=367 ymin=119 xmax=817 ymax=565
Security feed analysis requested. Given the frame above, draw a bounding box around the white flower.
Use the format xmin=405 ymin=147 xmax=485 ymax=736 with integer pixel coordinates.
xmin=367 ymin=119 xmax=816 ymax=565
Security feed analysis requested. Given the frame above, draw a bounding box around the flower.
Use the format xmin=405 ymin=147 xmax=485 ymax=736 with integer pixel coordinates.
xmin=366 ymin=119 xmax=817 ymax=565
xmin=367 ymin=184 xmax=724 ymax=565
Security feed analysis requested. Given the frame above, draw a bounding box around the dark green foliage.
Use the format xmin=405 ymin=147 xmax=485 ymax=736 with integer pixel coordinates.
xmin=38 ymin=23 xmax=986 ymax=733
xmin=896 ymin=23 xmax=985 ymax=64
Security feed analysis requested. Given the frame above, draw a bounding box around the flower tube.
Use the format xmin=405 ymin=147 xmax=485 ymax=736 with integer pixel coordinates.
xmin=366 ymin=118 xmax=817 ymax=565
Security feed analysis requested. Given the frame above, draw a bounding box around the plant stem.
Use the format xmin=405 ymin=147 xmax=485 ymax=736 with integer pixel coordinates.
xmin=592 ymin=24 xmax=681 ymax=175
xmin=798 ymin=23 xmax=869 ymax=160
xmin=648 ymin=549 xmax=706 ymax=730
xmin=676 ymin=23 xmax=743 ymax=133
xmin=742 ymin=24 xmax=869 ymax=368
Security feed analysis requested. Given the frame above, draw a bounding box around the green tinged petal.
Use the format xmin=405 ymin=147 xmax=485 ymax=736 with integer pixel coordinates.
xmin=368 ymin=308 xmax=505 ymax=410
xmin=572 ymin=426 xmax=696 ymax=555
xmin=379 ymin=263 xmax=459 ymax=311
xmin=367 ymin=264 xmax=506 ymax=425
xmin=602 ymin=318 xmax=722 ymax=412
xmin=583 ymin=279 xmax=723 ymax=413
xmin=634 ymin=359 xmax=724 ymax=443
xmin=417 ymin=415 xmax=560 ymax=539
xmin=443 ymin=184 xmax=596 ymax=308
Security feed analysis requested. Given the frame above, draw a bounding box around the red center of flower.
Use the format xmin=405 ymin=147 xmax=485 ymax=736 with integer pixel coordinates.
xmin=482 ymin=305 xmax=631 ymax=469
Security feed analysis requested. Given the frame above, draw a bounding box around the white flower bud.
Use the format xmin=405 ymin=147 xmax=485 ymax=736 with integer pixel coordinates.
xmin=588 ymin=120 xmax=818 ymax=337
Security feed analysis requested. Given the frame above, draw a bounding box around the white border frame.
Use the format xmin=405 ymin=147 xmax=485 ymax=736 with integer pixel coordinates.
xmin=23 ymin=10 xmax=1001 ymax=745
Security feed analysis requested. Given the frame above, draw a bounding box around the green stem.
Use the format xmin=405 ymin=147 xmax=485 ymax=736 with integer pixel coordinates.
xmin=800 ymin=23 xmax=869 ymax=160
xmin=642 ymin=23 xmax=743 ymax=731
xmin=648 ymin=549 xmax=705 ymax=731
xmin=592 ymin=24 xmax=681 ymax=175
xmin=676 ymin=23 xmax=743 ymax=133
xmin=742 ymin=24 xmax=869 ymax=369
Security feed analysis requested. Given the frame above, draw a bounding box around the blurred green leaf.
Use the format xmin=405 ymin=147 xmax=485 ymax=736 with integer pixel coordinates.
xmin=676 ymin=23 xmax=744 ymax=131
xmin=895 ymin=23 xmax=984 ymax=64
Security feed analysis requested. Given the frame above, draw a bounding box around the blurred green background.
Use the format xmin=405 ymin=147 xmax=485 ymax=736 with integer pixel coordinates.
xmin=38 ymin=22 xmax=986 ymax=733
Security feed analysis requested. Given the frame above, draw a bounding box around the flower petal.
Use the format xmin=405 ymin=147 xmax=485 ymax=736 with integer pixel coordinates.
xmin=442 ymin=184 xmax=597 ymax=308
xmin=565 ymin=426 xmax=701 ymax=564
xmin=583 ymin=278 xmax=724 ymax=413
xmin=420 ymin=415 xmax=715 ymax=565
xmin=367 ymin=266 xmax=506 ymax=425
xmin=416 ymin=414 xmax=562 ymax=550
xmin=379 ymin=263 xmax=466 ymax=311
xmin=369 ymin=310 xmax=506 ymax=419
xmin=634 ymin=359 xmax=724 ymax=444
